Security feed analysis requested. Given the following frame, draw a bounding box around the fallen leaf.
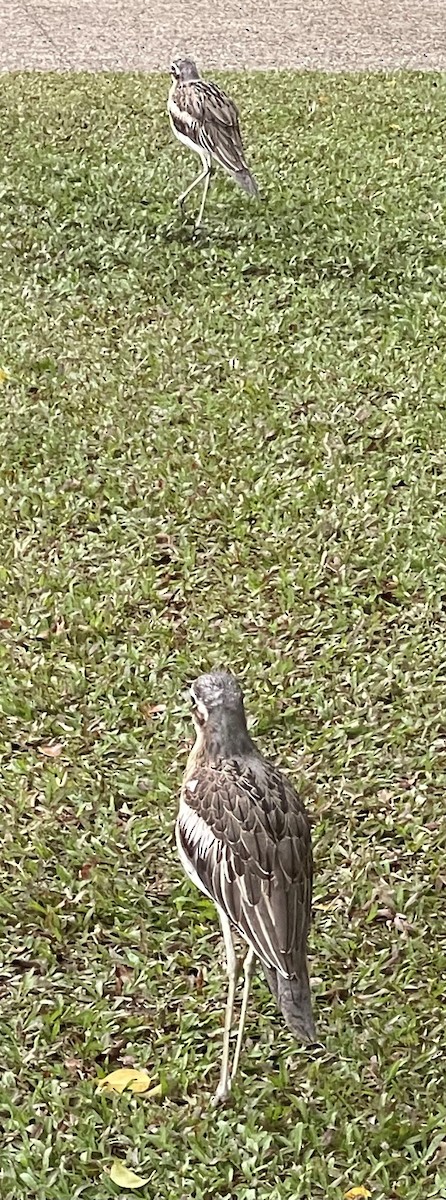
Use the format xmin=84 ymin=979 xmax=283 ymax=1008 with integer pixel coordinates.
xmin=344 ymin=1188 xmax=371 ymax=1199
xmin=0 ymin=368 xmax=9 ymax=386
xmin=109 ymin=1161 xmax=149 ymax=1189
xmin=394 ymin=912 xmax=412 ymax=935
xmin=114 ymin=964 xmax=133 ymax=994
xmin=141 ymin=702 xmax=166 ymax=720
xmin=0 ymin=617 xmax=12 ymax=629
xmin=145 ymin=1082 xmax=162 ymax=1098
xmin=38 ymin=743 xmax=63 ymax=758
xmin=97 ymin=1067 xmax=152 ymax=1094
xmin=79 ymin=860 xmax=98 ymax=879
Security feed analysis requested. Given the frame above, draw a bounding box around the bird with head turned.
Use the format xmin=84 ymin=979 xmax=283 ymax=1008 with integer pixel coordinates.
xmin=175 ymin=669 xmax=316 ymax=1105
xmin=167 ymin=59 xmax=258 ymax=228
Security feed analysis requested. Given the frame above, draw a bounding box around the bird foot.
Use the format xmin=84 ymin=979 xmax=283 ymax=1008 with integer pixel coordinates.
xmin=211 ymin=1080 xmax=232 ymax=1107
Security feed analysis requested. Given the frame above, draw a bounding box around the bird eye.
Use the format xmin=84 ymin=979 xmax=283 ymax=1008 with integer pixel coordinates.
xmin=189 ymin=693 xmax=206 ymax=726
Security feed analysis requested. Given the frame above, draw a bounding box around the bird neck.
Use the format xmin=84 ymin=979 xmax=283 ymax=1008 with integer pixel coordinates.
xmin=193 ymin=712 xmax=256 ymax=766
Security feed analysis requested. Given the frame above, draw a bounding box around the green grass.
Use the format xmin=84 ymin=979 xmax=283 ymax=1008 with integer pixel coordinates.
xmin=1 ymin=69 xmax=446 ymax=1200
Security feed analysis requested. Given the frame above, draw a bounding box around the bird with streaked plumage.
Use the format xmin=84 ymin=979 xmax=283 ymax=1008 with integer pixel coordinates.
xmin=176 ymin=670 xmax=316 ymax=1105
xmin=167 ymin=58 xmax=258 ymax=229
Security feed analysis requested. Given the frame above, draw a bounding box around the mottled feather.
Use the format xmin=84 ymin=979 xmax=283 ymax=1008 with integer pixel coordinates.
xmin=178 ymin=757 xmax=312 ymax=978
xmin=168 ymin=77 xmax=258 ymax=195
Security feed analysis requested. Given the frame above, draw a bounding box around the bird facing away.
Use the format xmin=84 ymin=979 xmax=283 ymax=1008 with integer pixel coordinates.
xmin=167 ymin=58 xmax=258 ymax=228
xmin=176 ymin=670 xmax=316 ymax=1105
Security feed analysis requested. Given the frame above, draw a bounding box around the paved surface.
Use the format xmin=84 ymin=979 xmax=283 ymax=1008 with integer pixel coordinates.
xmin=2 ymin=0 xmax=446 ymax=71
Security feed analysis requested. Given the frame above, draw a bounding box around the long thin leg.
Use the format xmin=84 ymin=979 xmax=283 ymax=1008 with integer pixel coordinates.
xmin=230 ymin=947 xmax=256 ymax=1085
xmin=177 ymin=161 xmax=209 ymax=208
xmin=212 ymin=912 xmax=239 ymax=1106
xmin=195 ymin=163 xmax=212 ymax=229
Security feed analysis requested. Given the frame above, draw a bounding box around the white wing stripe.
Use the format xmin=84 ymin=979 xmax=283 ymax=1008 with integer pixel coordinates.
xmin=178 ymin=799 xmax=217 ymax=856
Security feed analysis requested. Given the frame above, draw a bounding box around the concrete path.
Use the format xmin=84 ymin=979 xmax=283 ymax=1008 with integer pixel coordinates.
xmin=2 ymin=0 xmax=446 ymax=72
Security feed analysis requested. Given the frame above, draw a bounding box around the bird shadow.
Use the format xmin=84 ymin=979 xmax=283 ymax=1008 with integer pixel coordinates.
xmin=157 ymin=215 xmax=275 ymax=256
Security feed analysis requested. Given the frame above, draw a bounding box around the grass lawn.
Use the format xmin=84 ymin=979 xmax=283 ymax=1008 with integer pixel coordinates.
xmin=1 ymin=69 xmax=446 ymax=1200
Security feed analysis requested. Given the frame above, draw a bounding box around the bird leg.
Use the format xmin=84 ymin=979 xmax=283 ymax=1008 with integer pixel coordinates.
xmin=212 ymin=912 xmax=240 ymax=1106
xmin=177 ymin=154 xmax=211 ymax=218
xmin=195 ymin=161 xmax=212 ymax=229
xmin=230 ymin=946 xmax=256 ymax=1086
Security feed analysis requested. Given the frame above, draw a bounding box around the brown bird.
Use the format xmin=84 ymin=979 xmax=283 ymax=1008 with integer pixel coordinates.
xmin=176 ymin=670 xmax=316 ymax=1105
xmin=167 ymin=58 xmax=258 ymax=228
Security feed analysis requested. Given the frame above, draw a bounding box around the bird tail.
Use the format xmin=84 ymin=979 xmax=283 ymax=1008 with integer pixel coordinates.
xmin=263 ymin=963 xmax=316 ymax=1044
xmin=233 ymin=167 xmax=259 ymax=197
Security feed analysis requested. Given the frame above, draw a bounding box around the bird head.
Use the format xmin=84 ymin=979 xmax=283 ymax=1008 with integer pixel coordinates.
xmin=190 ymin=671 xmax=243 ymax=728
xmin=170 ymin=57 xmax=200 ymax=83
xmin=188 ymin=671 xmax=254 ymax=758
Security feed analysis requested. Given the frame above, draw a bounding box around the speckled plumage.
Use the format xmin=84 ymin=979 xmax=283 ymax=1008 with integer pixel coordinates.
xmin=167 ymin=58 xmax=258 ymax=226
xmin=176 ymin=670 xmax=315 ymax=1101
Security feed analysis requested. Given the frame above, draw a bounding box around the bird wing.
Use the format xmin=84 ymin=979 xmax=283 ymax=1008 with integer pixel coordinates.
xmin=177 ymin=760 xmax=313 ymax=979
xmin=169 ymin=80 xmax=249 ymax=175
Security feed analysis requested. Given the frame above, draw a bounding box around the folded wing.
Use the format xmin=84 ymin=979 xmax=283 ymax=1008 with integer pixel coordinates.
xmin=177 ymin=760 xmax=312 ymax=979
xmin=169 ymin=80 xmax=257 ymax=191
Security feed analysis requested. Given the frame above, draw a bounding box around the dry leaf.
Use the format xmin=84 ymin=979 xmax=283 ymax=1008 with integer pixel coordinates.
xmin=109 ymin=1161 xmax=149 ymax=1189
xmin=394 ymin=912 xmax=412 ymax=935
xmin=344 ymin=1188 xmax=371 ymax=1199
xmin=141 ymin=702 xmax=166 ymax=720
xmin=78 ymin=859 xmax=99 ymax=879
xmin=145 ymin=1082 xmax=162 ymax=1098
xmin=0 ymin=617 xmax=12 ymax=629
xmin=38 ymin=742 xmax=63 ymax=758
xmin=0 ymin=368 xmax=9 ymax=386
xmin=114 ymin=964 xmax=133 ymax=994
xmin=97 ymin=1067 xmax=152 ymax=1094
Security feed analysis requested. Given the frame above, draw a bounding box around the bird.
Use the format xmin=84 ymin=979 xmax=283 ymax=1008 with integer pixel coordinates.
xmin=176 ymin=670 xmax=316 ymax=1105
xmin=167 ymin=58 xmax=258 ymax=228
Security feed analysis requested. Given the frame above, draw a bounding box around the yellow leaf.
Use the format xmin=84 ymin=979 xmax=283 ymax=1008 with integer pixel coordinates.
xmin=97 ymin=1068 xmax=152 ymax=1094
xmin=109 ymin=1161 xmax=149 ymax=1189
xmin=0 ymin=368 xmax=8 ymax=386
xmin=344 ymin=1188 xmax=371 ymax=1199
xmin=145 ymin=1082 xmax=162 ymax=1098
